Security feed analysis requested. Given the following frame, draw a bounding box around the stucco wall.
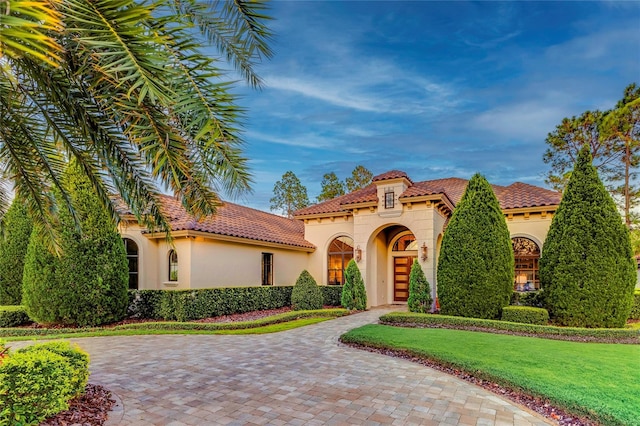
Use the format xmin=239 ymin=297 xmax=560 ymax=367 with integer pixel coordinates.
xmin=302 ymin=216 xmax=354 ymax=285
xmin=505 ymin=212 xmax=554 ymax=248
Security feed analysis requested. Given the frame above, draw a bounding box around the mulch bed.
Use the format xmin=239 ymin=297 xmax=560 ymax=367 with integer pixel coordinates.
xmin=342 ymin=342 xmax=599 ymax=426
xmin=40 ymin=384 xmax=115 ymax=426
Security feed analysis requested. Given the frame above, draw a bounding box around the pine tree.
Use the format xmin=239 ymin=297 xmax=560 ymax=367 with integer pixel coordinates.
xmin=316 ymin=172 xmax=346 ymax=202
xmin=0 ymin=201 xmax=33 ymax=305
xmin=437 ymin=173 xmax=514 ymax=319
xmin=270 ymin=171 xmax=309 ymax=218
xmin=341 ymin=259 xmax=367 ymax=310
xmin=407 ymin=259 xmax=432 ymax=313
xmin=539 ymin=146 xmax=636 ymax=327
xmin=22 ymin=162 xmax=129 ymax=326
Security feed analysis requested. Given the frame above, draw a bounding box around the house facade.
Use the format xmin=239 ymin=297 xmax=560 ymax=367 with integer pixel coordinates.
xmin=119 ymin=170 xmax=562 ymax=307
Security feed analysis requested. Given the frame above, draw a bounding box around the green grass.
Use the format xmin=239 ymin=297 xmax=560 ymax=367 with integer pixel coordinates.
xmin=1 ymin=309 xmax=347 ymax=341
xmin=341 ymin=325 xmax=640 ymax=426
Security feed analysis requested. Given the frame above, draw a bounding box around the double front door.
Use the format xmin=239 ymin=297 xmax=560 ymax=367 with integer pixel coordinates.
xmin=393 ymin=256 xmax=415 ymax=302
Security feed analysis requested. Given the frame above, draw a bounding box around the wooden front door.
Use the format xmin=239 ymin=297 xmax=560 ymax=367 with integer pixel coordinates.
xmin=393 ymin=256 xmax=415 ymax=302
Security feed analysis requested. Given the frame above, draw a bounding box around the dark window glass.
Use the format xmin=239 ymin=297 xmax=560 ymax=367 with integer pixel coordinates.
xmin=385 ymin=191 xmax=394 ymax=209
xmin=262 ymin=253 xmax=273 ymax=285
xmin=168 ymin=249 xmax=178 ymax=281
xmin=512 ymin=237 xmax=541 ymax=291
xmin=122 ymin=238 xmax=138 ymax=289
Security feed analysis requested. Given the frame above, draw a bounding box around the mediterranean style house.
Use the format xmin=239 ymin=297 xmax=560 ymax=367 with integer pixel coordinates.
xmin=119 ymin=170 xmax=562 ymax=307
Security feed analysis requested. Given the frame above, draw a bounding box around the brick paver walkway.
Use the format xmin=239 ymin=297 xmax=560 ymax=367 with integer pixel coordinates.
xmin=20 ymin=308 xmax=553 ymax=425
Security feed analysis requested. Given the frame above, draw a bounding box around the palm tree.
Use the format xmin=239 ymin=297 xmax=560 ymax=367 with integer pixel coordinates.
xmin=0 ymin=0 xmax=272 ymax=244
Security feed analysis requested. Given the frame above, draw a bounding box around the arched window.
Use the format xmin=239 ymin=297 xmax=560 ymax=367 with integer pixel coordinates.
xmin=122 ymin=238 xmax=139 ymax=289
xmin=512 ymin=237 xmax=541 ymax=291
xmin=168 ymin=250 xmax=178 ymax=282
xmin=392 ymin=234 xmax=417 ymax=251
xmin=328 ymin=236 xmax=353 ymax=285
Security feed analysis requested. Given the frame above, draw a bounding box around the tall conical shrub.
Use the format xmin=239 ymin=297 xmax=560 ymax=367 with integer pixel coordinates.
xmin=342 ymin=259 xmax=367 ymax=310
xmin=22 ymin=162 xmax=129 ymax=326
xmin=408 ymin=259 xmax=432 ymax=313
xmin=437 ymin=173 xmax=514 ymax=319
xmin=0 ymin=201 xmax=33 ymax=305
xmin=539 ymin=146 xmax=635 ymax=327
xmin=291 ymin=270 xmax=323 ymax=310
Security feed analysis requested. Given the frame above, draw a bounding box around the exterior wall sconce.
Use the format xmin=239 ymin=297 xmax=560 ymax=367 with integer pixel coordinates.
xmin=355 ymin=245 xmax=362 ymax=262
xmin=421 ymin=242 xmax=428 ymax=261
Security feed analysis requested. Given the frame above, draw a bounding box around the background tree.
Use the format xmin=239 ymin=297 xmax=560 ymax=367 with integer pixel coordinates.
xmin=539 ymin=147 xmax=635 ymax=328
xmin=601 ymin=84 xmax=640 ymax=227
xmin=0 ymin=0 xmax=272 ymax=243
xmin=437 ymin=173 xmax=514 ymax=319
xmin=291 ymin=270 xmax=323 ymax=310
xmin=270 ymin=171 xmax=309 ymax=218
xmin=345 ymin=165 xmax=373 ymax=192
xmin=407 ymin=259 xmax=432 ymax=313
xmin=0 ymin=202 xmax=33 ymax=305
xmin=316 ymin=172 xmax=346 ymax=202
xmin=22 ymin=162 xmax=129 ymax=326
xmin=543 ymin=83 xmax=640 ymax=227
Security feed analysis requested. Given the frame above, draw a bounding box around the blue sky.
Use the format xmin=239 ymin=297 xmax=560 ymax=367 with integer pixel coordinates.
xmin=229 ymin=1 xmax=640 ymax=212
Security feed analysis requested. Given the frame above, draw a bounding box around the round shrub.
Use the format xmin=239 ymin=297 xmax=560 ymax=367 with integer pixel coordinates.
xmin=22 ymin=162 xmax=129 ymax=326
xmin=0 ymin=348 xmax=74 ymax=425
xmin=342 ymin=260 xmax=367 ymax=310
xmin=0 ymin=201 xmax=33 ymax=305
xmin=437 ymin=173 xmax=514 ymax=319
xmin=539 ymin=147 xmax=636 ymax=328
xmin=291 ymin=270 xmax=323 ymax=310
xmin=407 ymin=259 xmax=432 ymax=313
xmin=0 ymin=305 xmax=31 ymax=327
xmin=501 ymin=306 xmax=549 ymax=325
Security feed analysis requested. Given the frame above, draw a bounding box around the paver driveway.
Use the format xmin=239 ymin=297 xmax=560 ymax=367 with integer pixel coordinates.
xmin=42 ymin=308 xmax=552 ymax=425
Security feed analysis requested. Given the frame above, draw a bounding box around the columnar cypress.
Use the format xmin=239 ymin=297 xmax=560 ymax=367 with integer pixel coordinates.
xmin=0 ymin=202 xmax=33 ymax=305
xmin=437 ymin=173 xmax=514 ymax=319
xmin=22 ymin=162 xmax=129 ymax=326
xmin=407 ymin=259 xmax=432 ymax=313
xmin=342 ymin=259 xmax=367 ymax=310
xmin=539 ymin=146 xmax=636 ymax=328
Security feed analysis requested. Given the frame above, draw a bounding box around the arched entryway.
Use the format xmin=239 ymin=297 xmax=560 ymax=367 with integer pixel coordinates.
xmin=390 ymin=232 xmax=418 ymax=301
xmin=512 ymin=237 xmax=541 ymax=291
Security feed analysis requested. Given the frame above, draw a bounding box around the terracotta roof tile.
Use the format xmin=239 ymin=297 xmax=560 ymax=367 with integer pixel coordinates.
xmin=127 ymin=195 xmax=315 ymax=249
xmin=372 ymin=170 xmax=413 ymax=183
xmin=295 ymin=171 xmax=561 ymax=217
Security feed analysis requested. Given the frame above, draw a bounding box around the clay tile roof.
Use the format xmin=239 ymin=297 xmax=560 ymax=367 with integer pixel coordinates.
xmin=133 ymin=195 xmax=314 ymax=249
xmin=400 ymin=177 xmax=468 ymax=203
xmin=498 ymin=182 xmax=561 ymax=209
xmin=294 ymin=183 xmax=378 ymax=217
xmin=372 ymin=170 xmax=413 ymax=183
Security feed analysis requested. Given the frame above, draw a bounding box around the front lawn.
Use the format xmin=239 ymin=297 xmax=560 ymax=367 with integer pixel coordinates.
xmin=341 ymin=325 xmax=640 ymax=426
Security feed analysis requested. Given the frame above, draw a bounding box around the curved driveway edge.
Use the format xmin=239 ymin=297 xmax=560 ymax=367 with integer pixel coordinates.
xmin=20 ymin=308 xmax=554 ymax=425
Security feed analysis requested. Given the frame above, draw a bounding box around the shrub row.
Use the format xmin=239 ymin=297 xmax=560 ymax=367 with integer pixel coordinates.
xmin=115 ymin=309 xmax=348 ymax=331
xmin=0 ymin=306 xmax=31 ymax=327
xmin=501 ymin=306 xmax=549 ymax=325
xmin=128 ymin=286 xmax=294 ymax=321
xmin=0 ymin=341 xmax=89 ymax=425
xmin=128 ymin=286 xmax=342 ymax=321
xmin=320 ymin=285 xmax=343 ymax=307
xmin=379 ymin=312 xmax=640 ymax=342
xmin=630 ymin=290 xmax=640 ymax=320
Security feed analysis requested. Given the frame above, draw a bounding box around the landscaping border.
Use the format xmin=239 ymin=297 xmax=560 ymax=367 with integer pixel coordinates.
xmin=379 ymin=312 xmax=640 ymax=344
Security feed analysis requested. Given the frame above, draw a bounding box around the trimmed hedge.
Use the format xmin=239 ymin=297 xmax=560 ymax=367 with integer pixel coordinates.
xmin=0 ymin=341 xmax=89 ymax=425
xmin=379 ymin=312 xmax=640 ymax=342
xmin=128 ymin=286 xmax=294 ymax=321
xmin=291 ymin=270 xmax=323 ymax=310
xmin=320 ymin=285 xmax=343 ymax=307
xmin=0 ymin=305 xmax=31 ymax=327
xmin=510 ymin=291 xmax=544 ymax=308
xmin=501 ymin=306 xmax=549 ymax=325
xmin=630 ymin=290 xmax=640 ymax=320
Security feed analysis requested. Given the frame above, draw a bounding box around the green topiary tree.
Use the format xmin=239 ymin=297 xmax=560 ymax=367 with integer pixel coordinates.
xmin=437 ymin=173 xmax=514 ymax=319
xmin=0 ymin=201 xmax=33 ymax=305
xmin=407 ymin=259 xmax=432 ymax=313
xmin=342 ymin=259 xmax=367 ymax=310
xmin=22 ymin=162 xmax=129 ymax=326
xmin=539 ymin=146 xmax=636 ymax=328
xmin=291 ymin=270 xmax=323 ymax=310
